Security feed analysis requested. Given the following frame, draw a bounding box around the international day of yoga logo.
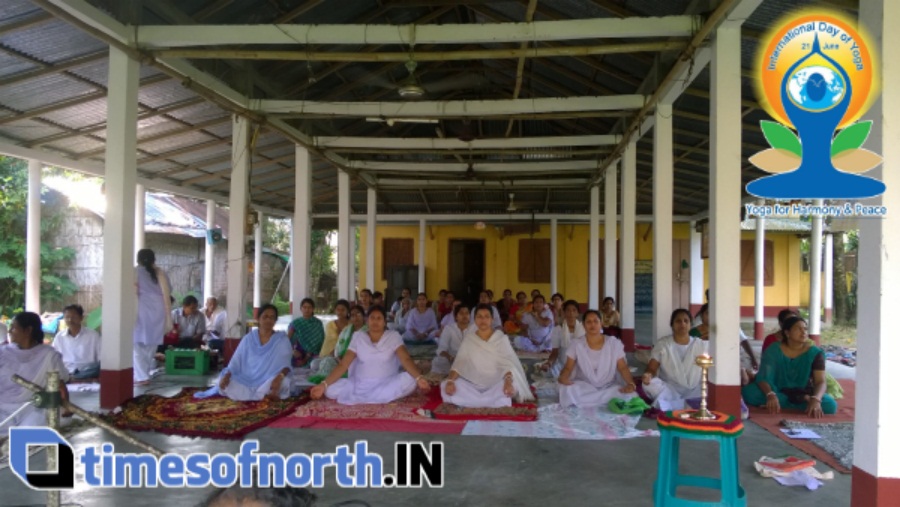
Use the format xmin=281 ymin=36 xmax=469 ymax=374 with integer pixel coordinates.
xmin=747 ymin=10 xmax=884 ymax=200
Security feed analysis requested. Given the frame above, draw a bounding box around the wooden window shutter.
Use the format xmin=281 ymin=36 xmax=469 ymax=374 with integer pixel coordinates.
xmin=382 ymin=238 xmax=414 ymax=275
xmin=740 ymin=240 xmax=774 ymax=286
xmin=518 ymin=239 xmax=551 ymax=283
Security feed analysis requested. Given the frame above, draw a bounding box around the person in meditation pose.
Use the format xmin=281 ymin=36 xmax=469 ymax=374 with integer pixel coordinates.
xmin=742 ymin=316 xmax=836 ymax=418
xmin=402 ymin=293 xmax=439 ymax=344
xmin=440 ymin=304 xmax=533 ymax=408
xmin=435 ymin=299 xmax=462 ymax=338
xmin=197 ymin=304 xmax=292 ymax=401
xmin=513 ymin=295 xmax=554 ymax=352
xmin=691 ymin=303 xmax=758 ymax=384
xmin=52 ymin=304 xmax=101 ymax=379
xmin=430 ymin=305 xmax=476 ymax=375
xmin=310 ymin=305 xmax=366 ymax=383
xmin=558 ymin=310 xmax=637 ymax=407
xmin=310 ymin=306 xmax=430 ymax=405
xmin=541 ymin=300 xmax=585 ymax=378
xmin=287 ymin=298 xmax=325 ymax=367
xmin=641 ymin=309 xmax=708 ymax=411
xmin=549 ymin=293 xmax=565 ymax=325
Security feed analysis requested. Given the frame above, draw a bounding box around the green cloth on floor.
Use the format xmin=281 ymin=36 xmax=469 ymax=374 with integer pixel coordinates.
xmin=608 ymin=396 xmax=650 ymax=415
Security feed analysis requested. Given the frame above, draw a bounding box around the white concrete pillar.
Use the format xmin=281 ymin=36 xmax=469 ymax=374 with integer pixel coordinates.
xmin=824 ymin=233 xmax=834 ymax=325
xmin=550 ymin=218 xmax=558 ymax=295
xmin=809 ymin=199 xmax=824 ymax=344
xmin=708 ymin=23 xmax=742 ymax=416
xmin=226 ymin=115 xmax=251 ymax=335
xmin=689 ymin=221 xmax=704 ymax=314
xmin=253 ymin=210 xmax=264 ymax=317
xmin=134 ymin=183 xmax=145 ymax=253
xmin=350 ymin=226 xmax=358 ymax=298
xmin=292 ymin=146 xmax=312 ymax=316
xmin=856 ymin=2 xmax=900 ymax=500
xmin=204 ymin=199 xmax=215 ymax=301
xmin=588 ymin=185 xmax=601 ymax=309
xmin=604 ymin=161 xmax=618 ymax=300
xmin=337 ymin=170 xmax=351 ymax=300
xmin=754 ymin=201 xmax=766 ymax=340
xmin=653 ymin=102 xmax=674 ymax=343
xmin=26 ymin=159 xmax=41 ymax=313
xmin=418 ymin=219 xmax=426 ymax=295
xmin=619 ymin=141 xmax=637 ymax=351
xmin=99 ymin=46 xmax=138 ymax=408
xmin=366 ymin=188 xmax=377 ymax=291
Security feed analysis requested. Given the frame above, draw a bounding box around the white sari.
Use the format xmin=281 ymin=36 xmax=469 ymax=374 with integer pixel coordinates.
xmin=441 ymin=329 xmax=533 ymax=408
xmin=0 ymin=344 xmax=70 ymax=430
xmin=644 ymin=334 xmax=708 ymax=410
xmin=431 ymin=323 xmax=476 ymax=375
xmin=549 ymin=321 xmax=585 ymax=377
xmin=325 ymin=330 xmax=416 ymax=405
xmin=558 ymin=337 xmax=635 ymax=408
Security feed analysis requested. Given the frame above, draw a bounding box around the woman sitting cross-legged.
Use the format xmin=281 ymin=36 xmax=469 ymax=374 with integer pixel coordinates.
xmin=196 ymin=304 xmax=292 ymax=401
xmin=558 ymin=310 xmax=637 ymax=408
xmin=402 ymin=293 xmax=439 ymax=344
xmin=309 ymin=303 xmax=363 ymax=381
xmin=430 ymin=304 xmax=476 ymax=375
xmin=540 ymin=299 xmax=585 ymax=378
xmin=642 ymin=308 xmax=708 ymax=411
xmin=287 ymin=298 xmax=325 ymax=367
xmin=513 ymin=294 xmax=555 ymax=352
xmin=440 ymin=304 xmax=534 ymax=408
xmin=742 ymin=316 xmax=837 ymax=418
xmin=310 ymin=306 xmax=430 ymax=405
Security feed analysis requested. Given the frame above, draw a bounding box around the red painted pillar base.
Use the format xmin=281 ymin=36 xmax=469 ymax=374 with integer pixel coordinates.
xmin=809 ymin=334 xmax=821 ymax=346
xmin=708 ymin=382 xmax=742 ymax=418
xmin=825 ymin=308 xmax=833 ymax=325
xmin=99 ymin=368 xmax=133 ymax=410
xmin=253 ymin=307 xmax=260 ymax=319
xmin=754 ymin=321 xmax=765 ymax=341
xmin=852 ymin=467 xmax=900 ymax=507
xmin=620 ymin=328 xmax=635 ymax=353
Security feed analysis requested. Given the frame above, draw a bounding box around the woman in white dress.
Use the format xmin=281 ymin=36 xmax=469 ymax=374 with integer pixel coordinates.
xmin=642 ymin=308 xmax=708 ymax=411
xmin=513 ymin=295 xmax=555 ymax=352
xmin=541 ymin=300 xmax=585 ymax=378
xmin=430 ymin=305 xmax=476 ymax=375
xmin=558 ymin=310 xmax=637 ymax=408
xmin=441 ymin=304 xmax=534 ymax=408
xmin=310 ymin=306 xmax=430 ymax=405
xmin=133 ymin=249 xmax=172 ymax=385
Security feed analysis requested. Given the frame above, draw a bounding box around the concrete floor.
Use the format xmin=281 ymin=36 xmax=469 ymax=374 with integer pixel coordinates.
xmin=2 ymin=315 xmax=853 ymax=506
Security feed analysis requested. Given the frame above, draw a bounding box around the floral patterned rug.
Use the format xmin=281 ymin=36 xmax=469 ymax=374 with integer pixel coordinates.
xmin=104 ymin=387 xmax=310 ymax=440
xmin=418 ymin=387 xmax=539 ymax=422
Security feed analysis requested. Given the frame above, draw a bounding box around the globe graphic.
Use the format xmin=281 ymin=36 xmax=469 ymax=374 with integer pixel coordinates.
xmin=787 ymin=65 xmax=845 ymax=111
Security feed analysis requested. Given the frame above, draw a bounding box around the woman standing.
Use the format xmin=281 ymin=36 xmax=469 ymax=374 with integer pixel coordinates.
xmin=558 ymin=310 xmax=637 ymax=408
xmin=133 ymin=249 xmax=171 ymax=385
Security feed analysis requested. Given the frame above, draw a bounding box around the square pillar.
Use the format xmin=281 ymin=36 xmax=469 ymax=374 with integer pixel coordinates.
xmin=26 ymin=159 xmax=41 ymax=313
xmin=418 ymin=219 xmax=426 ymax=295
xmin=134 ymin=183 xmax=145 ymax=253
xmin=550 ymin=218 xmax=558 ymax=296
xmin=99 ymin=47 xmax=139 ymax=409
xmin=809 ymin=200 xmax=824 ymax=344
xmin=204 ymin=199 xmax=216 ymax=301
xmin=292 ymin=146 xmax=312 ymax=317
xmin=337 ymin=170 xmax=351 ymax=300
xmin=366 ymin=188 xmax=377 ymax=291
xmin=226 ymin=115 xmax=251 ymax=335
xmin=253 ymin=211 xmax=264 ymax=318
xmin=707 ymin=23 xmax=742 ymax=417
xmin=754 ymin=200 xmax=766 ymax=340
xmin=619 ymin=142 xmax=637 ymax=351
xmin=824 ymin=233 xmax=833 ymax=325
xmin=653 ymin=103 xmax=674 ymax=343
xmin=854 ymin=1 xmax=900 ymax=504
xmin=689 ymin=221 xmax=704 ymax=316
xmin=604 ymin=162 xmax=618 ymax=301
xmin=588 ymin=185 xmax=601 ymax=309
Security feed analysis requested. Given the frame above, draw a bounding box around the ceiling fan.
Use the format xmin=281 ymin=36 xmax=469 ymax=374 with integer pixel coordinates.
xmin=367 ymin=59 xmax=490 ymax=101
xmin=506 ymin=193 xmax=518 ymax=212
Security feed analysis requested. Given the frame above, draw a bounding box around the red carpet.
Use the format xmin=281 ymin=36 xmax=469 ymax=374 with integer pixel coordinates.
xmin=105 ymin=387 xmax=309 ymax=440
xmin=747 ymin=379 xmax=855 ymax=473
xmin=419 ymin=387 xmax=539 ymax=422
xmin=268 ymin=388 xmax=465 ymax=434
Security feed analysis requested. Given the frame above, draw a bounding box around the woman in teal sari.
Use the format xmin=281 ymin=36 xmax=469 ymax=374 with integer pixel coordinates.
xmin=287 ymin=298 xmax=325 ymax=367
xmin=309 ymin=305 xmax=367 ymax=383
xmin=742 ymin=316 xmax=836 ymax=418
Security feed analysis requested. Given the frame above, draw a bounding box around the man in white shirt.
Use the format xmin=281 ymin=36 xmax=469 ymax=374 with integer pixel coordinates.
xmin=171 ymin=295 xmax=206 ymax=348
xmin=204 ymin=296 xmax=228 ymax=353
xmin=52 ymin=304 xmax=102 ymax=379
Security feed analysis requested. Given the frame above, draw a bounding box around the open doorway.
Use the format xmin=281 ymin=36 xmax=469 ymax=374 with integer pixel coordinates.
xmin=447 ymin=239 xmax=486 ymax=308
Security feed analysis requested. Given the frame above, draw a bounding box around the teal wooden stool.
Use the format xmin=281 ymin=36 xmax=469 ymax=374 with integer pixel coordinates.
xmin=653 ymin=410 xmax=746 ymax=507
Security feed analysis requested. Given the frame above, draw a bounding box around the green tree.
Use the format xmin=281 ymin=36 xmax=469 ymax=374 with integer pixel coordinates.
xmin=263 ymin=216 xmax=335 ymax=300
xmin=0 ymin=156 xmax=77 ymax=316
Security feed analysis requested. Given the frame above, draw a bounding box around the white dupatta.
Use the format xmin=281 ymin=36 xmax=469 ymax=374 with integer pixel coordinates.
xmin=451 ymin=329 xmax=533 ymax=402
xmin=557 ymin=320 xmax=585 ymax=351
xmin=654 ymin=335 xmax=707 ymax=391
xmin=157 ymin=266 xmax=173 ymax=333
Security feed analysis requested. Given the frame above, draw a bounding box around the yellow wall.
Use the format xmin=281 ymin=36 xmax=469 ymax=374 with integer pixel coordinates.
xmin=359 ymin=224 xmax=804 ymax=308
